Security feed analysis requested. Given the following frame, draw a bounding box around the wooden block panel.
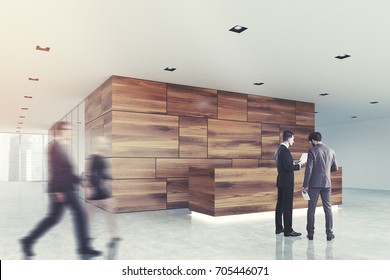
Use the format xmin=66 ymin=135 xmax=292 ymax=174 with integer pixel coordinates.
xmin=179 ymin=116 xmax=207 ymax=158
xmin=331 ymin=167 xmax=342 ymax=205
xmin=111 ymin=76 xmax=167 ymax=114
xmin=296 ymin=101 xmax=315 ymax=127
xmin=215 ymin=183 xmax=276 ymax=216
xmin=167 ymin=178 xmax=189 ymax=209
xmin=85 ymin=76 xmax=112 ymax=123
xmin=189 ymin=167 xmax=216 ymax=216
xmin=258 ymin=159 xmax=276 ymax=168
xmin=85 ymin=112 xmax=113 ymax=158
xmin=217 ymin=91 xmax=248 ymax=121
xmin=248 ymin=95 xmax=296 ymax=125
xmin=112 ymin=111 xmax=179 ymax=157
xmin=85 ymin=87 xmax=102 ymax=124
xmin=280 ymin=125 xmax=314 ymax=160
xmin=232 ymin=159 xmax=259 ymax=168
xmin=167 ymin=84 xmax=217 ymax=118
xmin=215 ymin=168 xmax=277 ymax=216
xmin=110 ymin=158 xmax=155 ymax=179
xmin=208 ymin=119 xmax=262 ymax=158
xmin=111 ymin=179 xmax=166 ymax=212
xmin=156 ymin=158 xmax=231 ymax=178
xmin=261 ymin=124 xmax=280 ymax=160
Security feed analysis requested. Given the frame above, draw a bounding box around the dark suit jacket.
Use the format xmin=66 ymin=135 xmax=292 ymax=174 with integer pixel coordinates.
xmin=275 ymin=144 xmax=300 ymax=188
xmin=48 ymin=141 xmax=80 ymax=193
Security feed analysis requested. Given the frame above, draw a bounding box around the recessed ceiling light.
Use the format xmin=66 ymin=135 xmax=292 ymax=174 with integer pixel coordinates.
xmin=370 ymin=101 xmax=379 ymax=104
xmin=319 ymin=93 xmax=329 ymax=96
xmin=19 ymin=116 xmax=26 ymax=118
xmin=21 ymin=107 xmax=29 ymax=110
xmin=28 ymin=77 xmax=39 ymax=81
xmin=164 ymin=67 xmax=176 ymax=72
xmin=335 ymin=54 xmax=351 ymax=59
xmin=253 ymin=82 xmax=264 ymax=86
xmin=351 ymin=116 xmax=358 ymax=119
xmin=36 ymin=45 xmax=50 ymax=52
xmin=24 ymin=95 xmax=33 ymax=99
xmin=229 ymin=25 xmax=248 ymax=33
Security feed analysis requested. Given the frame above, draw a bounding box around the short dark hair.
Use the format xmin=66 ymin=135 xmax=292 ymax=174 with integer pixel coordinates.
xmin=308 ymin=132 xmax=322 ymax=142
xmin=282 ymin=130 xmax=294 ymax=142
xmin=54 ymin=121 xmax=71 ymax=133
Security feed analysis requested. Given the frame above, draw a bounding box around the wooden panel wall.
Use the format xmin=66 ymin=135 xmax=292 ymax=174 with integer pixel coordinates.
xmin=111 ymin=76 xmax=167 ymax=114
xmin=111 ymin=111 xmax=179 ymax=158
xmin=179 ymin=116 xmax=207 ymax=158
xmin=208 ymin=119 xmax=262 ymax=158
xmin=167 ymin=84 xmax=217 ymax=118
xmin=83 ymin=75 xmax=321 ymax=213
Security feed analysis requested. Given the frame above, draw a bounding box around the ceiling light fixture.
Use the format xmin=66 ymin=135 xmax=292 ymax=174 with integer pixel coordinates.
xmin=253 ymin=82 xmax=264 ymax=86
xmin=335 ymin=54 xmax=351 ymax=59
xmin=21 ymin=107 xmax=29 ymax=110
xmin=164 ymin=67 xmax=176 ymax=72
xmin=370 ymin=101 xmax=379 ymax=104
xmin=28 ymin=77 xmax=39 ymax=81
xmin=351 ymin=116 xmax=358 ymax=119
xmin=229 ymin=25 xmax=248 ymax=33
xmin=24 ymin=95 xmax=33 ymax=99
xmin=36 ymin=45 xmax=50 ymax=52
xmin=19 ymin=116 xmax=26 ymax=118
xmin=319 ymin=93 xmax=329 ymax=96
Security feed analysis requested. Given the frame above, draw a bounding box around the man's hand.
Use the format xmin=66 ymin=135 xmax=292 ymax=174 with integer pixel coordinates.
xmin=54 ymin=192 xmax=66 ymax=202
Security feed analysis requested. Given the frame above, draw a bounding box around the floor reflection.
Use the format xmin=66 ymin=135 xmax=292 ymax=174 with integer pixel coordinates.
xmin=275 ymin=234 xmax=302 ymax=260
xmin=106 ymin=238 xmax=121 ymax=260
xmin=306 ymin=240 xmax=334 ymax=260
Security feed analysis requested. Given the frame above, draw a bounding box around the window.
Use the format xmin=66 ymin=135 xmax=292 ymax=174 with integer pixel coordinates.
xmin=0 ymin=133 xmax=48 ymax=182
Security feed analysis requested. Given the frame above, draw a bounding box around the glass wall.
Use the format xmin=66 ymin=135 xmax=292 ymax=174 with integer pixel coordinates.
xmin=0 ymin=101 xmax=85 ymax=183
xmin=0 ymin=133 xmax=48 ymax=182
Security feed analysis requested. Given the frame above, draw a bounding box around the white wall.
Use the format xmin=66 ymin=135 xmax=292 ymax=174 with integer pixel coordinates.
xmin=318 ymin=118 xmax=390 ymax=190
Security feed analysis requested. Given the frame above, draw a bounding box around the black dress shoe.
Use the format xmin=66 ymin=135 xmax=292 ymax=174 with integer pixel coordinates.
xmin=327 ymin=233 xmax=335 ymax=241
xmin=20 ymin=238 xmax=35 ymax=257
xmin=78 ymin=247 xmax=102 ymax=256
xmin=284 ymin=230 xmax=302 ymax=237
xmin=307 ymin=234 xmax=314 ymax=240
xmin=275 ymin=229 xmax=284 ymax=234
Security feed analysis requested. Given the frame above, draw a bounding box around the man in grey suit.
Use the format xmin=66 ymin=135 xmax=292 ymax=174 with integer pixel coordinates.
xmin=302 ymin=132 xmax=338 ymax=241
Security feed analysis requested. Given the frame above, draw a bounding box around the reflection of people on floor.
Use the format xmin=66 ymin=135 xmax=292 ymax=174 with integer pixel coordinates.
xmin=306 ymin=240 xmax=334 ymax=260
xmin=325 ymin=241 xmax=333 ymax=260
xmin=306 ymin=241 xmax=315 ymax=260
xmin=20 ymin=121 xmax=101 ymax=259
xmin=275 ymin=234 xmax=301 ymax=260
xmin=85 ymin=136 xmax=121 ymax=251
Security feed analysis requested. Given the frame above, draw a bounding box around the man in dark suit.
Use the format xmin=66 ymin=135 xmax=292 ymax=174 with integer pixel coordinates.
xmin=275 ymin=130 xmax=303 ymax=237
xmin=302 ymin=132 xmax=338 ymax=241
xmin=20 ymin=121 xmax=101 ymax=258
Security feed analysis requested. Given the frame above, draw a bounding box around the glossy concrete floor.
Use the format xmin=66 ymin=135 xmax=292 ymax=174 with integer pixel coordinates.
xmin=1 ymin=182 xmax=390 ymax=260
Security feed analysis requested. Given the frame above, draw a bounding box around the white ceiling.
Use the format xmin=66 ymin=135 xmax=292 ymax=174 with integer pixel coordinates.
xmin=1 ymin=0 xmax=390 ymax=134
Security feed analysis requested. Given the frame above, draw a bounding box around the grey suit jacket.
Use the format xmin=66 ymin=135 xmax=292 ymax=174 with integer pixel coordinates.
xmin=303 ymin=143 xmax=338 ymax=189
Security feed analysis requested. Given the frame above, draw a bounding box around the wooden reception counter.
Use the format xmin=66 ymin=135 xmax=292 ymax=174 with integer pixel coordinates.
xmin=189 ymin=167 xmax=342 ymax=217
